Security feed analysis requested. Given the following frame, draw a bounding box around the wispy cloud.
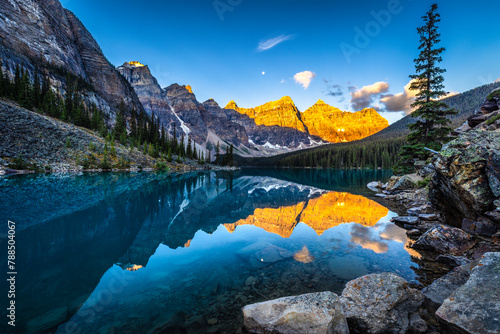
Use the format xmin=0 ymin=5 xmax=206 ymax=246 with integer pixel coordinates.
xmin=257 ymin=34 xmax=295 ymax=52
xmin=324 ymin=79 xmax=343 ymax=98
xmin=293 ymin=71 xmax=316 ymax=89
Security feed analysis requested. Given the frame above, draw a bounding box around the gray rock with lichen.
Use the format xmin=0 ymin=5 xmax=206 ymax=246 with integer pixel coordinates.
xmin=436 ymin=252 xmax=500 ymax=334
xmin=430 ymin=130 xmax=500 ymax=226
xmin=339 ymin=273 xmax=423 ymax=334
xmin=412 ymin=225 xmax=477 ymax=256
xmin=242 ymin=291 xmax=349 ymax=334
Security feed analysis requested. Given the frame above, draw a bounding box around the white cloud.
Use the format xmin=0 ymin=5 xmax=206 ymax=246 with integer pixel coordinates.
xmin=262 ymin=71 xmax=266 ymax=75
xmin=257 ymin=34 xmax=295 ymax=52
xmin=350 ymin=81 xmax=389 ymax=110
xmin=281 ymin=79 xmax=286 ymax=84
xmin=293 ymin=71 xmax=316 ymax=89
xmin=379 ymin=80 xmax=417 ymax=114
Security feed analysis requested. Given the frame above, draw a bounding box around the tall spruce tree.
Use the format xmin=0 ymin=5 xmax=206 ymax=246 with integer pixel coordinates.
xmin=395 ymin=3 xmax=456 ymax=174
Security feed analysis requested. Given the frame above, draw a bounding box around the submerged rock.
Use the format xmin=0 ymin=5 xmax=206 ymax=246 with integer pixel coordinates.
xmin=254 ymin=246 xmax=294 ymax=263
xmin=412 ymin=225 xmax=477 ymax=256
xmin=339 ymin=273 xmax=424 ymax=334
xmin=242 ymin=291 xmax=349 ymax=334
xmin=436 ymin=252 xmax=500 ymax=334
xmin=435 ymin=254 xmax=471 ymax=268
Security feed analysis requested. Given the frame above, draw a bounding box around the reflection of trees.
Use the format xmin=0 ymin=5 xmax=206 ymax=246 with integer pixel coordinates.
xmin=242 ymin=168 xmax=393 ymax=193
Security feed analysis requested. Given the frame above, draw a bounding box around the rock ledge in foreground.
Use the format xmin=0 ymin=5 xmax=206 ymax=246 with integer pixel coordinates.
xmin=242 ymin=291 xmax=348 ymax=334
xmin=436 ymin=252 xmax=500 ymax=334
xmin=339 ymin=273 xmax=424 ymax=334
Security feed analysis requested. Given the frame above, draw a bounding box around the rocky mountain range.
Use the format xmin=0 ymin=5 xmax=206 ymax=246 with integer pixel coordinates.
xmin=302 ymin=100 xmax=389 ymax=142
xmin=117 ymin=61 xmax=389 ymax=157
xmin=0 ymin=0 xmax=389 ymax=159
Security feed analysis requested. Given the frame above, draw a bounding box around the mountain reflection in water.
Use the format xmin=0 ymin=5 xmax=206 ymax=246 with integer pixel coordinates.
xmin=0 ymin=169 xmax=426 ymax=334
xmin=225 ymin=191 xmax=389 ymax=238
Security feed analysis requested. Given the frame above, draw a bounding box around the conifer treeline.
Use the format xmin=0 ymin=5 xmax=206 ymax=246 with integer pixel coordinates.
xmin=0 ymin=63 xmax=215 ymax=164
xmin=249 ymin=138 xmax=406 ymax=169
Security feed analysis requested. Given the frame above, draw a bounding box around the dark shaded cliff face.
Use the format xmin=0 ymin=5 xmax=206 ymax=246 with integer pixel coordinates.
xmin=0 ymin=0 xmax=144 ymax=116
xmin=164 ymin=83 xmax=209 ymax=143
xmin=117 ymin=62 xmax=181 ymax=132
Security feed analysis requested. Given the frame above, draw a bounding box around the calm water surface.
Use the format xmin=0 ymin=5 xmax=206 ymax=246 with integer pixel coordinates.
xmin=0 ymin=169 xmax=426 ymax=334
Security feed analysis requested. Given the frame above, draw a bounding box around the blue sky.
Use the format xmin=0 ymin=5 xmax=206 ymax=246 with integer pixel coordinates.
xmin=64 ymin=0 xmax=500 ymax=124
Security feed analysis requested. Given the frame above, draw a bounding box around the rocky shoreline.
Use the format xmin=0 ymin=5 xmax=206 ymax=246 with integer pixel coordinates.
xmin=240 ymin=90 xmax=500 ymax=333
xmin=0 ymin=99 xmax=240 ymax=176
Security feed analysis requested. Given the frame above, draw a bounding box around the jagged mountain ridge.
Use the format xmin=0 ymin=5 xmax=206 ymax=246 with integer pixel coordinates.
xmin=117 ymin=61 xmax=325 ymax=157
xmin=226 ymin=97 xmax=389 ymax=144
xmin=0 ymin=0 xmax=145 ymax=119
xmin=226 ymin=96 xmax=307 ymax=132
xmin=118 ymin=61 xmax=389 ymax=157
xmin=0 ymin=0 xmax=389 ymax=158
xmin=302 ymin=100 xmax=389 ymax=142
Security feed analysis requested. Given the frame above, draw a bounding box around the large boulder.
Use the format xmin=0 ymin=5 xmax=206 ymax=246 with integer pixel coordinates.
xmin=242 ymin=291 xmax=349 ymax=334
xmin=339 ymin=273 xmax=424 ymax=334
xmin=422 ymin=264 xmax=472 ymax=312
xmin=386 ymin=175 xmax=420 ymax=192
xmin=430 ymin=130 xmax=500 ymax=226
xmin=412 ymin=225 xmax=477 ymax=256
xmin=436 ymin=252 xmax=500 ymax=334
xmin=462 ymin=217 xmax=498 ymax=237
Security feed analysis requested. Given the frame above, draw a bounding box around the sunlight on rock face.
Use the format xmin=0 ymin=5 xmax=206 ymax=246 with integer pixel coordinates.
xmin=125 ymin=264 xmax=143 ymax=271
xmin=293 ymin=246 xmax=315 ymax=263
xmin=225 ymin=97 xmax=306 ymax=132
xmin=224 ymin=192 xmax=389 ymax=238
xmin=127 ymin=61 xmax=145 ymax=67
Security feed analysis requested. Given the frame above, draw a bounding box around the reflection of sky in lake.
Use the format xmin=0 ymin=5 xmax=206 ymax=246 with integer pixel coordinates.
xmin=58 ymin=203 xmax=419 ymax=334
xmin=1 ymin=169 xmax=425 ymax=333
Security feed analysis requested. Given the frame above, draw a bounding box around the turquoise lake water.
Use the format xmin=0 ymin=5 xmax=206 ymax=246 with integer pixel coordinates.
xmin=0 ymin=169 xmax=427 ymax=333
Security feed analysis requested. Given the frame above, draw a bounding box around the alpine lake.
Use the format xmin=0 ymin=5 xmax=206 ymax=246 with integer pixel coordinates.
xmin=0 ymin=168 xmax=442 ymax=334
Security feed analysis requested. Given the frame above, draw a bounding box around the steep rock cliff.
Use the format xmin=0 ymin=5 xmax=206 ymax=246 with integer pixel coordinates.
xmin=163 ymin=83 xmax=209 ymax=143
xmin=226 ymin=97 xmax=307 ymax=132
xmin=117 ymin=61 xmax=180 ymax=132
xmin=0 ymin=0 xmax=144 ymax=116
